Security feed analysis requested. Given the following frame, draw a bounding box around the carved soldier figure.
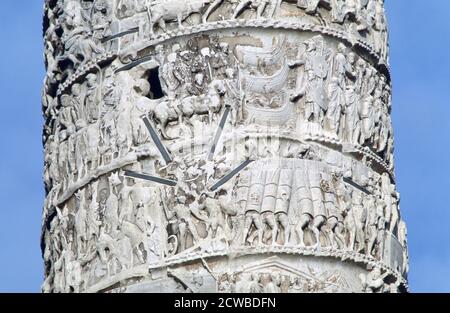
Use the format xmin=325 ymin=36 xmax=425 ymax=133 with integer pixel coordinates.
xmin=74 ymin=189 xmax=88 ymax=256
xmin=233 ymin=170 xmax=251 ymax=243
xmin=85 ymin=74 xmax=100 ymax=123
xmin=161 ymin=51 xmax=182 ymax=100
xmin=56 ymin=132 xmax=69 ymax=187
xmin=242 ymin=168 xmax=265 ymax=245
xmin=293 ymin=165 xmax=314 ymax=247
xmin=323 ymin=173 xmax=346 ymax=249
xmin=131 ymin=79 xmax=153 ymax=146
xmin=343 ymin=52 xmax=359 ymax=142
xmin=198 ymin=192 xmax=226 ymax=240
xmin=326 ymin=43 xmax=355 ymax=134
xmin=59 ymin=94 xmax=78 ymax=135
xmin=163 ymin=196 xmax=202 ymax=252
xmin=275 ymin=169 xmax=293 ymax=245
xmin=118 ymin=176 xmax=135 ymax=224
xmin=104 ymin=174 xmax=120 ymax=236
xmin=85 ymin=122 xmax=100 ymax=171
xmin=358 ymin=78 xmax=376 ymax=145
xmin=115 ymin=102 xmax=132 ymax=157
xmin=75 ymin=128 xmax=88 ymax=178
xmin=375 ymin=196 xmax=386 ymax=260
xmin=264 ymin=274 xmax=281 ymax=293
xmin=365 ymin=194 xmax=378 ymax=256
xmin=59 ymin=1 xmax=103 ymax=69
xmin=70 ymin=83 xmax=85 ymax=127
xmin=351 ymin=188 xmax=366 ymax=253
xmin=87 ymin=182 xmax=102 ymax=243
xmin=260 ymin=170 xmax=279 ymax=245
xmin=289 ymin=36 xmax=330 ymax=125
xmin=309 ymin=166 xmax=327 ymax=248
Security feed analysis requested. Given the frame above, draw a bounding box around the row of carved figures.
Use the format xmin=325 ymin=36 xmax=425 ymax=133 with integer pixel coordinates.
xmin=44 ymin=0 xmax=113 ymax=89
xmin=43 ymin=0 xmax=388 ymax=92
xmin=291 ymin=36 xmax=393 ymax=157
xmin=43 ymin=173 xmax=163 ymax=293
xmin=161 ymin=163 xmax=404 ymax=261
xmin=43 ymin=34 xmax=231 ymax=140
xmin=240 ymin=34 xmax=393 ymax=163
xmin=44 ymin=27 xmax=393 ymax=164
xmin=42 ymin=163 xmax=405 ymax=293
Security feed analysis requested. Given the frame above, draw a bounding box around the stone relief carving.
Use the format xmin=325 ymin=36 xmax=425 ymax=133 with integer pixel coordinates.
xmin=42 ymin=0 xmax=406 ymax=293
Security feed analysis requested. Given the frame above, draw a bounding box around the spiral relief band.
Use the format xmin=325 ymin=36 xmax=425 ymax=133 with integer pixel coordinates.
xmin=42 ymin=0 xmax=408 ymax=293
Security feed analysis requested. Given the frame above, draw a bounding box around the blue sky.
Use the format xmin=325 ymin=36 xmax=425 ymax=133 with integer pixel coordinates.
xmin=0 ymin=1 xmax=448 ymax=292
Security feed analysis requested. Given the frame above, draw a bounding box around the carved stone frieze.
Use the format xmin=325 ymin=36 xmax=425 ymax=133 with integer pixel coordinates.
xmin=42 ymin=0 xmax=407 ymax=293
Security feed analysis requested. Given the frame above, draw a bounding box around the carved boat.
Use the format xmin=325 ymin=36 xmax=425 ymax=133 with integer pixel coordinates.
xmin=235 ymin=36 xmax=287 ymax=67
xmin=242 ymin=60 xmax=290 ymax=94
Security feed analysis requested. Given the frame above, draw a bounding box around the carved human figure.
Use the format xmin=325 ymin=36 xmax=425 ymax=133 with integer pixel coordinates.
xmin=341 ymin=51 xmax=358 ymax=141
xmin=70 ymin=83 xmax=85 ymax=127
xmin=59 ymin=2 xmax=103 ymax=69
xmin=275 ymin=186 xmax=291 ymax=245
xmin=289 ymin=36 xmax=329 ymax=125
xmin=357 ymin=0 xmax=376 ymax=33
xmin=59 ymin=94 xmax=78 ymax=135
xmin=75 ymin=128 xmax=88 ymax=179
xmin=242 ymin=169 xmax=265 ymax=245
xmin=74 ymin=189 xmax=88 ymax=256
xmin=365 ymin=194 xmax=378 ymax=256
xmin=309 ymin=168 xmax=327 ymax=248
xmin=389 ymin=186 xmax=400 ymax=235
xmin=198 ymin=192 xmax=227 ymax=241
xmin=358 ymin=72 xmax=376 ymax=145
xmin=131 ymin=79 xmax=154 ymax=146
xmin=360 ymin=267 xmax=389 ymax=293
xmin=163 ymin=196 xmax=202 ymax=252
xmin=350 ymin=188 xmax=366 ymax=253
xmin=85 ymin=123 xmax=100 ymax=171
xmin=326 ymin=44 xmax=355 ymax=135
xmin=104 ymin=175 xmax=120 ymax=236
xmin=118 ymin=177 xmax=135 ymax=224
xmin=293 ymin=166 xmax=314 ymax=247
xmin=161 ymin=51 xmax=182 ymax=100
xmin=86 ymin=182 xmax=102 ymax=244
xmin=44 ymin=135 xmax=60 ymax=190
xmin=375 ymin=196 xmax=386 ymax=260
xmin=373 ymin=0 xmax=388 ymax=58
xmin=85 ymin=74 xmax=100 ymax=123
xmin=247 ymin=273 xmax=263 ymax=293
xmin=64 ymin=250 xmax=84 ymax=293
xmin=264 ymin=274 xmax=281 ymax=293
xmin=323 ymin=175 xmax=346 ymax=249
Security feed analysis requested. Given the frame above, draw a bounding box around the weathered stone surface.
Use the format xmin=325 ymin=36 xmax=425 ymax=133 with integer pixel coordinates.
xmin=41 ymin=0 xmax=408 ymax=293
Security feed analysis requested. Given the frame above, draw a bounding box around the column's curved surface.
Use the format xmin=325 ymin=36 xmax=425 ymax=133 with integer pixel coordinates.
xmin=41 ymin=0 xmax=408 ymax=293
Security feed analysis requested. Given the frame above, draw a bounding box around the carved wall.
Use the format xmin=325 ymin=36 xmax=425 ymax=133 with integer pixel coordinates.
xmin=41 ymin=0 xmax=408 ymax=293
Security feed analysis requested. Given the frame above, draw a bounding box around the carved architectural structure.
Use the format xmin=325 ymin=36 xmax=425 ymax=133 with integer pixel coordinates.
xmin=41 ymin=0 xmax=408 ymax=293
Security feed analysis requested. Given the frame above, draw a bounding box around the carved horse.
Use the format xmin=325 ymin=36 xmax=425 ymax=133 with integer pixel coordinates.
xmin=149 ymin=80 xmax=225 ymax=139
xmin=147 ymin=0 xmax=213 ymax=34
